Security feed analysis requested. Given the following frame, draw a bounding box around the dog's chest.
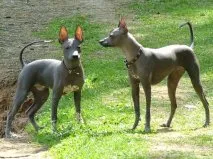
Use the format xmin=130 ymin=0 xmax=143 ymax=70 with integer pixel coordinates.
xmin=63 ymin=85 xmax=80 ymax=94
xmin=128 ymin=67 xmax=140 ymax=80
xmin=63 ymin=70 xmax=84 ymax=94
xmin=131 ymin=72 xmax=140 ymax=80
xmin=34 ymin=84 xmax=47 ymax=91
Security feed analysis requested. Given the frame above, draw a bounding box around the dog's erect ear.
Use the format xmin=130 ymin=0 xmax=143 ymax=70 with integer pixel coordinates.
xmin=59 ymin=26 xmax=68 ymax=43
xmin=118 ymin=18 xmax=128 ymax=33
xmin=75 ymin=26 xmax=83 ymax=42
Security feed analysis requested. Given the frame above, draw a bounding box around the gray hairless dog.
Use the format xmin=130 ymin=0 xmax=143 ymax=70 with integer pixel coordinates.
xmin=5 ymin=26 xmax=85 ymax=138
xmin=99 ymin=19 xmax=210 ymax=132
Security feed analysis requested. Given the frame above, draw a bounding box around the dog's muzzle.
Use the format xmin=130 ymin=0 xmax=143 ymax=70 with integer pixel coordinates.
xmin=99 ymin=39 xmax=109 ymax=47
xmin=72 ymin=50 xmax=80 ymax=59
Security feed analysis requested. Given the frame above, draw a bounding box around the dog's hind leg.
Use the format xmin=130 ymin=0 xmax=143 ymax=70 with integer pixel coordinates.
xmin=26 ymin=87 xmax=49 ymax=131
xmin=5 ymin=87 xmax=28 ymax=138
xmin=161 ymin=67 xmax=185 ymax=127
xmin=186 ymin=63 xmax=210 ymax=127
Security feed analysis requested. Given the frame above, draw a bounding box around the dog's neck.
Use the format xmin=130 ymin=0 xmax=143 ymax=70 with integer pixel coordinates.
xmin=120 ymin=33 xmax=142 ymax=61
xmin=63 ymin=58 xmax=80 ymax=70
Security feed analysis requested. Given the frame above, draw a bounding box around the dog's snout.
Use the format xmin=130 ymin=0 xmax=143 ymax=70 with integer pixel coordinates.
xmin=99 ymin=39 xmax=104 ymax=45
xmin=72 ymin=50 xmax=80 ymax=59
xmin=99 ymin=39 xmax=109 ymax=47
xmin=73 ymin=55 xmax=79 ymax=59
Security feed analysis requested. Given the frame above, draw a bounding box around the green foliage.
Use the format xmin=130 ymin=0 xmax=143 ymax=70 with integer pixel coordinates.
xmin=28 ymin=1 xmax=213 ymax=158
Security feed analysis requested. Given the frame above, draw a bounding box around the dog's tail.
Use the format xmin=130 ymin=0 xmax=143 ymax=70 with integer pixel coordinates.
xmin=20 ymin=40 xmax=52 ymax=68
xmin=179 ymin=22 xmax=194 ymax=49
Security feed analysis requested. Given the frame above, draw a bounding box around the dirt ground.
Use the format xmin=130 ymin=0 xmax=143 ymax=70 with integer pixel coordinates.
xmin=0 ymin=132 xmax=50 ymax=159
xmin=0 ymin=0 xmax=130 ymax=158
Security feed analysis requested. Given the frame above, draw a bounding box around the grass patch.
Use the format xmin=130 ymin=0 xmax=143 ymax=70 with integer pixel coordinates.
xmin=27 ymin=1 xmax=213 ymax=158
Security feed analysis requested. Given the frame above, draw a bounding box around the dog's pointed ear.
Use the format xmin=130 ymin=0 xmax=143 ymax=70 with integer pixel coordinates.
xmin=118 ymin=18 xmax=128 ymax=33
xmin=75 ymin=26 xmax=83 ymax=42
xmin=59 ymin=26 xmax=68 ymax=44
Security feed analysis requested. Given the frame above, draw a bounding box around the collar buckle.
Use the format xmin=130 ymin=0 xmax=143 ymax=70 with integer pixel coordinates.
xmin=124 ymin=59 xmax=129 ymax=68
xmin=68 ymin=70 xmax=72 ymax=74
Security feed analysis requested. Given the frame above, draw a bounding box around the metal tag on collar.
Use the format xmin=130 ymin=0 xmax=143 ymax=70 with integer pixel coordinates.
xmin=68 ymin=69 xmax=72 ymax=74
xmin=126 ymin=63 xmax=130 ymax=68
xmin=124 ymin=59 xmax=129 ymax=68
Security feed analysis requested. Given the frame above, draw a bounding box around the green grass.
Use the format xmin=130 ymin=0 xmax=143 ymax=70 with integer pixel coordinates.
xmin=27 ymin=1 xmax=213 ymax=158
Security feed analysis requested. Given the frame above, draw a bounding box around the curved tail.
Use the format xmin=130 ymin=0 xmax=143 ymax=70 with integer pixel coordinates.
xmin=20 ymin=40 xmax=52 ymax=68
xmin=179 ymin=22 xmax=194 ymax=49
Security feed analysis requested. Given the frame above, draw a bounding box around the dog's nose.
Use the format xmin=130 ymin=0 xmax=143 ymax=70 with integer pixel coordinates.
xmin=73 ymin=55 xmax=79 ymax=59
xmin=72 ymin=51 xmax=80 ymax=59
xmin=99 ymin=39 xmax=109 ymax=47
xmin=99 ymin=39 xmax=104 ymax=45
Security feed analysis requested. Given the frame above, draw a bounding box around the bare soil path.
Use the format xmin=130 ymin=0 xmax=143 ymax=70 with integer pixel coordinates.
xmin=0 ymin=0 xmax=130 ymax=158
xmin=0 ymin=133 xmax=50 ymax=159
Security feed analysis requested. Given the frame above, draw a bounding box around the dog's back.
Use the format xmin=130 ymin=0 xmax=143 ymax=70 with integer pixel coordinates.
xmin=18 ymin=59 xmax=61 ymax=89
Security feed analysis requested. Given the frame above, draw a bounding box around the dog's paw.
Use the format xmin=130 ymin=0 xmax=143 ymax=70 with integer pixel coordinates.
xmin=203 ymin=122 xmax=210 ymax=128
xmin=5 ymin=132 xmax=22 ymax=139
xmin=51 ymin=122 xmax=58 ymax=133
xmin=160 ymin=123 xmax=170 ymax=127
xmin=76 ymin=113 xmax=84 ymax=124
xmin=34 ymin=125 xmax=45 ymax=132
xmin=37 ymin=126 xmax=45 ymax=131
xmin=144 ymin=126 xmax=151 ymax=133
xmin=51 ymin=128 xmax=58 ymax=135
xmin=132 ymin=117 xmax=141 ymax=130
xmin=5 ymin=133 xmax=12 ymax=139
xmin=143 ymin=129 xmax=151 ymax=133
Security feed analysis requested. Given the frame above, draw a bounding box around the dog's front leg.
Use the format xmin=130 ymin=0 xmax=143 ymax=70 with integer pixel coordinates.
xmin=74 ymin=90 xmax=83 ymax=123
xmin=129 ymin=75 xmax=140 ymax=130
xmin=51 ymin=87 xmax=63 ymax=132
xmin=141 ymin=79 xmax=151 ymax=133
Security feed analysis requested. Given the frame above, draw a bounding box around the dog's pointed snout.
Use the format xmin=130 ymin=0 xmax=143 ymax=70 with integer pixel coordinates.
xmin=99 ymin=39 xmax=104 ymax=44
xmin=72 ymin=54 xmax=80 ymax=59
xmin=99 ymin=39 xmax=108 ymax=47
xmin=72 ymin=50 xmax=80 ymax=59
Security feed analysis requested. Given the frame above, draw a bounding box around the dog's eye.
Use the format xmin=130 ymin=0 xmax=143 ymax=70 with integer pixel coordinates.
xmin=65 ymin=46 xmax=70 ymax=50
xmin=77 ymin=46 xmax=81 ymax=53
xmin=109 ymin=34 xmax=114 ymax=38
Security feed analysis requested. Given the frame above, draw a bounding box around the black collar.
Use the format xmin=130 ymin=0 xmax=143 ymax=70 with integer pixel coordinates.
xmin=62 ymin=60 xmax=79 ymax=74
xmin=124 ymin=48 xmax=142 ymax=68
